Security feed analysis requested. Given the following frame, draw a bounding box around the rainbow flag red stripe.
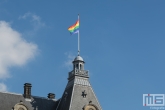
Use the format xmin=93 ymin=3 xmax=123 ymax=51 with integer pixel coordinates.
xmin=68 ymin=20 xmax=79 ymax=34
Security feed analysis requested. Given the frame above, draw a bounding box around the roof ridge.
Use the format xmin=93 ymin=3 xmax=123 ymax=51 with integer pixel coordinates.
xmin=32 ymin=95 xmax=57 ymax=101
xmin=0 ymin=91 xmax=58 ymax=101
xmin=0 ymin=91 xmax=22 ymax=95
xmin=32 ymin=95 xmax=48 ymax=99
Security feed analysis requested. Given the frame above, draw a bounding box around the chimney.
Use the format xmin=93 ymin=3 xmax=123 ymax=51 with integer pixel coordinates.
xmin=47 ymin=93 xmax=55 ymax=99
xmin=24 ymin=83 xmax=32 ymax=99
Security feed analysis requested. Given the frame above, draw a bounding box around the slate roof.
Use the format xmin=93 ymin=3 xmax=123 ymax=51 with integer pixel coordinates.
xmin=56 ymin=55 xmax=102 ymax=110
xmin=0 ymin=91 xmax=58 ymax=110
xmin=56 ymin=77 xmax=102 ymax=110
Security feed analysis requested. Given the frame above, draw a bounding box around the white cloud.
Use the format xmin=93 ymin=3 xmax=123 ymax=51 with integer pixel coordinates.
xmin=19 ymin=12 xmax=45 ymax=31
xmin=0 ymin=83 xmax=7 ymax=92
xmin=64 ymin=52 xmax=75 ymax=70
xmin=0 ymin=21 xmax=38 ymax=79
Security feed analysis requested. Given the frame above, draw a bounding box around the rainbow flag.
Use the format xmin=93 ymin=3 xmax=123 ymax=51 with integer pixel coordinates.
xmin=68 ymin=20 xmax=79 ymax=35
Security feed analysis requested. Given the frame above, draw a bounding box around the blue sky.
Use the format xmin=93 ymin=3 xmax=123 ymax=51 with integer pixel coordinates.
xmin=0 ymin=0 xmax=165 ymax=110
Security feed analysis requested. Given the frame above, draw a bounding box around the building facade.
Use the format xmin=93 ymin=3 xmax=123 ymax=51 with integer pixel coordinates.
xmin=0 ymin=55 xmax=102 ymax=110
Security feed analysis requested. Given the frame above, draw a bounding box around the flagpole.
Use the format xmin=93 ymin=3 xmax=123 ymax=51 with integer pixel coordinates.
xmin=78 ymin=14 xmax=80 ymax=56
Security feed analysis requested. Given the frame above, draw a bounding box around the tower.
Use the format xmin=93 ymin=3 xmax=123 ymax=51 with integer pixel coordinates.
xmin=56 ymin=55 xmax=102 ymax=110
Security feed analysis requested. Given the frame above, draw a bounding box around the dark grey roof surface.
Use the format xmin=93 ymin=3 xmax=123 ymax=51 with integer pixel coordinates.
xmin=56 ymin=78 xmax=102 ymax=110
xmin=70 ymin=85 xmax=102 ymax=110
xmin=0 ymin=92 xmax=58 ymax=110
xmin=56 ymin=85 xmax=73 ymax=110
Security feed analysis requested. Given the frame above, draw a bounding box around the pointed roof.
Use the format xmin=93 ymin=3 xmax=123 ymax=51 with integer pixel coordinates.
xmin=56 ymin=77 xmax=102 ymax=110
xmin=56 ymin=56 xmax=102 ymax=110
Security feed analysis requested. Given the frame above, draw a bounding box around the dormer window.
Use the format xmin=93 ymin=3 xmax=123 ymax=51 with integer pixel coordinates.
xmin=14 ymin=102 xmax=28 ymax=110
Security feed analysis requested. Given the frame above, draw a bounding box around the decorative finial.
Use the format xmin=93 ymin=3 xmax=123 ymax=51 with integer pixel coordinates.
xmin=20 ymin=100 xmax=23 ymax=103
xmin=78 ymin=14 xmax=80 ymax=18
xmin=78 ymin=50 xmax=80 ymax=56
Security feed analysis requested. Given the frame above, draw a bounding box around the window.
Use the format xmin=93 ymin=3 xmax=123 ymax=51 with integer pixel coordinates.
xmin=80 ymin=64 xmax=82 ymax=70
xmin=76 ymin=64 xmax=78 ymax=69
xmin=18 ymin=108 xmax=24 ymax=110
